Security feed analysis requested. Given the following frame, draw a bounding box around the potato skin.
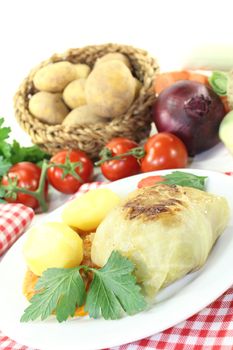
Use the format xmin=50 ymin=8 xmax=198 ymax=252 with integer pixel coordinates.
xmin=74 ymin=64 xmax=91 ymax=79
xmin=85 ymin=60 xmax=136 ymax=118
xmin=29 ymin=91 xmax=69 ymax=125
xmin=63 ymin=105 xmax=105 ymax=126
xmin=33 ymin=61 xmax=76 ymax=92
xmin=63 ymin=79 xmax=87 ymax=109
xmin=95 ymin=53 xmax=131 ymax=69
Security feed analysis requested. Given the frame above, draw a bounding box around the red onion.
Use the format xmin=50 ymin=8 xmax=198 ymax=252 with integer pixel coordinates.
xmin=153 ymin=80 xmax=226 ymax=156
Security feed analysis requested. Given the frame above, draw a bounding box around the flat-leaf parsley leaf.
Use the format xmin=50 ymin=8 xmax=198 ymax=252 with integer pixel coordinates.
xmin=86 ymin=251 xmax=146 ymax=319
xmin=20 ymin=251 xmax=146 ymax=322
xmin=21 ymin=268 xmax=86 ymax=322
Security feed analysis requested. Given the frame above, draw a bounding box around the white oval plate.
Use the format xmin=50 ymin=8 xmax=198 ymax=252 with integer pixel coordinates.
xmin=0 ymin=169 xmax=233 ymax=350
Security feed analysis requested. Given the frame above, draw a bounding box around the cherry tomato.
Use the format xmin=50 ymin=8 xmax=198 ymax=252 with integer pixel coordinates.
xmin=137 ymin=175 xmax=165 ymax=188
xmin=1 ymin=162 xmax=47 ymax=209
xmin=100 ymin=138 xmax=141 ymax=181
xmin=141 ymin=132 xmax=188 ymax=172
xmin=47 ymin=150 xmax=93 ymax=194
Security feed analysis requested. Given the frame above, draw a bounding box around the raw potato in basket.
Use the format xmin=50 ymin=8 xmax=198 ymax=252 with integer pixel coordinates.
xmin=63 ymin=79 xmax=87 ymax=109
xmin=91 ymin=184 xmax=230 ymax=297
xmin=62 ymin=105 xmax=105 ymax=126
xmin=33 ymin=61 xmax=77 ymax=92
xmin=85 ymin=60 xmax=136 ymax=118
xmin=74 ymin=63 xmax=91 ymax=79
xmin=29 ymin=91 xmax=69 ymax=125
xmin=95 ymin=52 xmax=131 ymax=68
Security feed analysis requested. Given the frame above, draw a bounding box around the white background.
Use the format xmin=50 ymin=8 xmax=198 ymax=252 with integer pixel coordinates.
xmin=0 ymin=0 xmax=233 ymax=170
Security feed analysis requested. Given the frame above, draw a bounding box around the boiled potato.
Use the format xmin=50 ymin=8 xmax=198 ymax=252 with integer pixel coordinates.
xmin=95 ymin=53 xmax=131 ymax=69
xmin=29 ymin=91 xmax=69 ymax=125
xmin=63 ymin=79 xmax=87 ymax=109
xmin=85 ymin=60 xmax=136 ymax=118
xmin=33 ymin=61 xmax=77 ymax=92
xmin=62 ymin=188 xmax=121 ymax=231
xmin=74 ymin=63 xmax=91 ymax=79
xmin=63 ymin=105 xmax=105 ymax=126
xmin=23 ymin=222 xmax=83 ymax=276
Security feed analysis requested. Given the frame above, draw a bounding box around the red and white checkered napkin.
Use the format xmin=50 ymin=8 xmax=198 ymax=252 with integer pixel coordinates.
xmin=0 ymin=203 xmax=34 ymax=257
xmin=1 ymin=175 xmax=233 ymax=350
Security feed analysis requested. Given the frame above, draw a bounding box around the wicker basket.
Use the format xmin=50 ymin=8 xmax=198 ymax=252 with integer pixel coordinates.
xmin=14 ymin=43 xmax=159 ymax=160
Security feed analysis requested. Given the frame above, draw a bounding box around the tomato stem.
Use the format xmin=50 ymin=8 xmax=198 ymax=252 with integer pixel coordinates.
xmin=35 ymin=160 xmax=49 ymax=212
xmin=50 ymin=156 xmax=83 ymax=183
xmin=95 ymin=146 xmax=145 ymax=166
xmin=1 ymin=158 xmax=84 ymax=212
xmin=3 ymin=160 xmax=49 ymax=212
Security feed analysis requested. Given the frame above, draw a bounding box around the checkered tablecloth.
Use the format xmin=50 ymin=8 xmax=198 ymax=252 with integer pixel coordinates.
xmin=1 ymin=177 xmax=233 ymax=350
xmin=0 ymin=203 xmax=34 ymax=257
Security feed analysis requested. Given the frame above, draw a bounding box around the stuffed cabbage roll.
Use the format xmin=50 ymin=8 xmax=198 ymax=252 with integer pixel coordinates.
xmin=91 ymin=184 xmax=230 ymax=296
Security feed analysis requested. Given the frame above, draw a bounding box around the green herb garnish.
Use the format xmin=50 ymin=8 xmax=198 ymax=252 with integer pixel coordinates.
xmin=10 ymin=140 xmax=50 ymax=165
xmin=162 ymin=171 xmax=207 ymax=191
xmin=20 ymin=251 xmax=146 ymax=322
xmin=0 ymin=118 xmax=50 ymax=177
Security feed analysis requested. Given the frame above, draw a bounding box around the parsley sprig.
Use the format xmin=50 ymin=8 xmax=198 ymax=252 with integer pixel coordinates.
xmin=161 ymin=171 xmax=207 ymax=191
xmin=21 ymin=268 xmax=86 ymax=322
xmin=0 ymin=117 xmax=49 ymax=177
xmin=21 ymin=251 xmax=146 ymax=322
